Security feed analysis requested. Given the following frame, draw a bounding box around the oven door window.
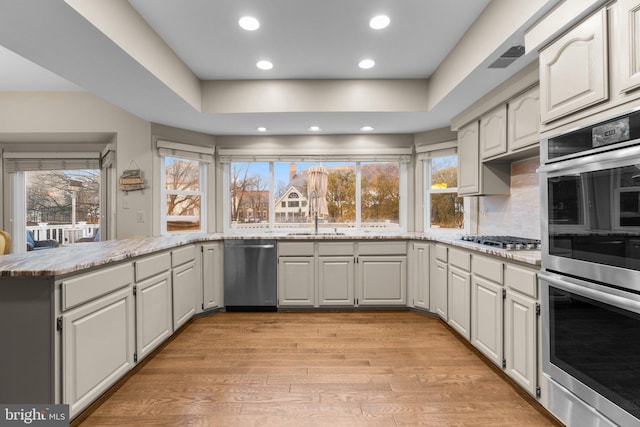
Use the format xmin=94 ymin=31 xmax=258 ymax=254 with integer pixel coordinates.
xmin=548 ymin=175 xmax=585 ymax=226
xmin=616 ymin=165 xmax=640 ymax=227
xmin=549 ymin=286 xmax=640 ymax=419
xmin=548 ymin=163 xmax=640 ymax=270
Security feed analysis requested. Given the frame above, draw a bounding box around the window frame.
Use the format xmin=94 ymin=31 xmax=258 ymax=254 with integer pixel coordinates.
xmin=160 ymin=155 xmax=207 ymax=235
xmin=4 ymin=151 xmax=105 ymax=254
xmin=422 ymin=149 xmax=466 ymax=232
xmin=222 ymin=159 xmax=407 ymax=233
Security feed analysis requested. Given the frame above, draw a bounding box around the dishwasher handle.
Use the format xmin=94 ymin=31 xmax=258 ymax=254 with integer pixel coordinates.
xmin=233 ymin=244 xmax=275 ymax=249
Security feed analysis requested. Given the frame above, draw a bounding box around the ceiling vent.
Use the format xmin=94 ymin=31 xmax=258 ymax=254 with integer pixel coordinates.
xmin=488 ymin=45 xmax=525 ymax=69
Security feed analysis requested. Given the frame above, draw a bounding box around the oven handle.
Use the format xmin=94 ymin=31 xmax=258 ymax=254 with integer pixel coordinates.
xmin=537 ymin=141 xmax=640 ymax=175
xmin=538 ymin=271 xmax=640 ymax=312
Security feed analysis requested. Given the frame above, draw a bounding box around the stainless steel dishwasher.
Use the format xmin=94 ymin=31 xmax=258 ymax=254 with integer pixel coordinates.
xmin=223 ymin=239 xmax=277 ymax=311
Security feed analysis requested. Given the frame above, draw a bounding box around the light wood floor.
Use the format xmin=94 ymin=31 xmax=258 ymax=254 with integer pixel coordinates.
xmin=75 ymin=311 xmax=562 ymax=426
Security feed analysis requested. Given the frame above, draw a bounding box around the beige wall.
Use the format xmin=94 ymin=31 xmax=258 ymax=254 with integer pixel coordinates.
xmin=0 ymin=92 xmax=152 ymax=238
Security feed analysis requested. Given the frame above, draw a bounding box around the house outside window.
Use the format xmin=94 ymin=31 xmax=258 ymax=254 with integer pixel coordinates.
xmin=225 ymin=159 xmax=407 ymax=232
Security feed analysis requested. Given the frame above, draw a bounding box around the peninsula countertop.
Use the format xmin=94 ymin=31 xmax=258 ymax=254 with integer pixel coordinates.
xmin=0 ymin=232 xmax=541 ymax=277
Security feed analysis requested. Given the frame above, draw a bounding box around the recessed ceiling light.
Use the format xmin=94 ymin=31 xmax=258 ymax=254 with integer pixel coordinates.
xmin=256 ymin=60 xmax=273 ymax=70
xmin=239 ymin=16 xmax=260 ymax=31
xmin=369 ymin=15 xmax=390 ymax=30
xmin=359 ymin=59 xmax=375 ymax=69
xmin=257 ymin=127 xmax=267 ymax=132
xmin=308 ymin=126 xmax=321 ymax=132
xmin=360 ymin=126 xmax=374 ymax=132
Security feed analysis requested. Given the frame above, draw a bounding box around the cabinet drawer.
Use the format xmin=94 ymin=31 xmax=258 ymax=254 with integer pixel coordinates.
xmin=449 ymin=248 xmax=471 ymax=271
xmin=472 ymin=255 xmax=503 ymax=284
xmin=505 ymin=264 xmax=538 ymax=298
xmin=135 ymin=252 xmax=171 ymax=282
xmin=62 ymin=263 xmax=134 ymax=310
xmin=172 ymin=245 xmax=196 ymax=268
xmin=358 ymin=241 xmax=406 ymax=255
xmin=279 ymin=242 xmax=314 ymax=256
xmin=318 ymin=242 xmax=354 ymax=256
xmin=435 ymin=244 xmax=448 ymax=262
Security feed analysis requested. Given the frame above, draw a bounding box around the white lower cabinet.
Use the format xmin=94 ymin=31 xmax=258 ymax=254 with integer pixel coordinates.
xmin=358 ymin=255 xmax=407 ymax=306
xmin=432 ymin=258 xmax=448 ymax=319
xmin=471 ymin=276 xmax=503 ymax=366
xmin=504 ymin=288 xmax=538 ymax=396
xmin=447 ymin=265 xmax=471 ymax=339
xmin=62 ymin=286 xmax=135 ymax=418
xmin=172 ymin=260 xmax=196 ymax=330
xmin=135 ymin=271 xmax=172 ymax=361
xmin=318 ymin=256 xmax=355 ymax=306
xmin=278 ymin=256 xmax=315 ymax=306
xmin=202 ymin=242 xmax=223 ymax=311
xmin=411 ymin=242 xmax=430 ymax=310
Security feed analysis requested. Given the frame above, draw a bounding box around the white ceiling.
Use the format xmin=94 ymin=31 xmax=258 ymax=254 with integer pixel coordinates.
xmin=0 ymin=0 xmax=557 ymax=136
xmin=128 ymin=0 xmax=490 ymax=80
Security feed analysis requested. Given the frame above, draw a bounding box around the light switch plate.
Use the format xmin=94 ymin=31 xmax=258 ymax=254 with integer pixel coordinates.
xmin=136 ymin=211 xmax=145 ymax=223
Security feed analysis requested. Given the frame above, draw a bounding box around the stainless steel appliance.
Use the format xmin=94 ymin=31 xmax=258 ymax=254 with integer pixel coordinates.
xmin=539 ymin=271 xmax=640 ymax=427
xmin=461 ymin=235 xmax=541 ymax=250
xmin=539 ymin=110 xmax=640 ymax=426
xmin=223 ymin=239 xmax=277 ymax=311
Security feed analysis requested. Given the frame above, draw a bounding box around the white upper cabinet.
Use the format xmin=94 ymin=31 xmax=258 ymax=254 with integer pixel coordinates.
xmin=539 ymin=9 xmax=608 ymax=123
xmin=457 ymin=121 xmax=480 ymax=195
xmin=480 ymin=105 xmax=508 ymax=159
xmin=508 ymin=87 xmax=540 ymax=151
xmin=617 ymin=0 xmax=640 ymax=93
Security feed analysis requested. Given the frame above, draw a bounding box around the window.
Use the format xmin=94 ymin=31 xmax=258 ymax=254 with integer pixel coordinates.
xmin=361 ymin=162 xmax=400 ymax=227
xmin=424 ymin=153 xmax=464 ymax=230
xmin=26 ymin=169 xmax=101 ymax=245
xmin=226 ymin=159 xmax=406 ymax=231
xmin=161 ymin=156 xmax=206 ymax=233
xmin=4 ymin=152 xmax=105 ymax=254
xmin=157 ymin=140 xmax=213 ymax=234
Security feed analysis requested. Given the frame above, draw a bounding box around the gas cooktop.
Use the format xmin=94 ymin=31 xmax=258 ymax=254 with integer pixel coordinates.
xmin=461 ymin=235 xmax=541 ymax=250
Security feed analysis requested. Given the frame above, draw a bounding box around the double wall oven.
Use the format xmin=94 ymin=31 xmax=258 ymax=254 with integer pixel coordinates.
xmin=539 ymin=110 xmax=640 ymax=426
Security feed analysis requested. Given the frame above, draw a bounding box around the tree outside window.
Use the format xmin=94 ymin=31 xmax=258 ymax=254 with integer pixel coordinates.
xmin=163 ymin=156 xmax=205 ymax=232
xmin=228 ymin=160 xmax=402 ymax=231
xmin=426 ymin=155 xmax=464 ymax=229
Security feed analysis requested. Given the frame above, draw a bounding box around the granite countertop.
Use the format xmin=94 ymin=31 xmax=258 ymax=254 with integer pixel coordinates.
xmin=0 ymin=232 xmax=541 ymax=278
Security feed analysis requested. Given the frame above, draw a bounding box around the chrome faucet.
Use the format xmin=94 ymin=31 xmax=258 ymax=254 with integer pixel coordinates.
xmin=309 ymin=190 xmax=319 ymax=234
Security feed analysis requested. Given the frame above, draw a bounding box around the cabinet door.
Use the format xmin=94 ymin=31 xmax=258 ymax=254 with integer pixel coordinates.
xmin=448 ymin=265 xmax=471 ymax=340
xmin=172 ymin=260 xmax=196 ymax=330
xmin=202 ymin=243 xmax=223 ymax=311
xmin=278 ymin=256 xmax=315 ymax=306
xmin=539 ymin=9 xmax=608 ymax=123
xmin=480 ymin=104 xmax=508 ymax=159
xmin=432 ymin=258 xmax=448 ymax=319
xmin=471 ymin=276 xmax=503 ymax=367
xmin=618 ymin=0 xmax=640 ymax=93
xmin=508 ymin=87 xmax=540 ymax=151
xmin=358 ymin=256 xmax=406 ymax=306
xmin=63 ymin=287 xmax=135 ymax=418
xmin=136 ymin=271 xmax=172 ymax=361
xmin=505 ymin=290 xmax=538 ymax=396
xmin=457 ymin=121 xmax=480 ymax=195
xmin=411 ymin=242 xmax=430 ymax=310
xmin=318 ymin=256 xmax=355 ymax=306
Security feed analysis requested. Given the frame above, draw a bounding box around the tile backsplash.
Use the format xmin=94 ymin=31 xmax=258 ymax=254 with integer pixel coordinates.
xmin=478 ymin=157 xmax=541 ymax=239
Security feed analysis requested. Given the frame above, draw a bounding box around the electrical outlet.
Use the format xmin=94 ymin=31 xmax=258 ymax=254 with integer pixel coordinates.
xmin=136 ymin=211 xmax=145 ymax=223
